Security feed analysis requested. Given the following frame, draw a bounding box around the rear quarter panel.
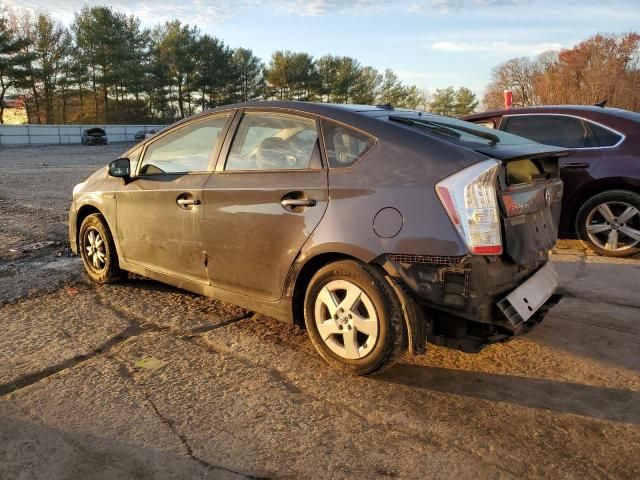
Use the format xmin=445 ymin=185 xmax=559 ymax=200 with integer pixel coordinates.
xmin=300 ymin=122 xmax=488 ymax=262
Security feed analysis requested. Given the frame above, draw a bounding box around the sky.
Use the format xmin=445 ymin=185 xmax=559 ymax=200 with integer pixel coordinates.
xmin=3 ymin=0 xmax=639 ymax=96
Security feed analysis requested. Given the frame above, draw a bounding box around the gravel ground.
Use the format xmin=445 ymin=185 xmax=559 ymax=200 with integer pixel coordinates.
xmin=1 ymin=143 xmax=639 ymax=479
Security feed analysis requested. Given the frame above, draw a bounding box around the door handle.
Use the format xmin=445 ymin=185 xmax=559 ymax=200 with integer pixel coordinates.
xmin=177 ymin=198 xmax=201 ymax=207
xmin=563 ymin=162 xmax=590 ymax=169
xmin=280 ymin=198 xmax=317 ymax=208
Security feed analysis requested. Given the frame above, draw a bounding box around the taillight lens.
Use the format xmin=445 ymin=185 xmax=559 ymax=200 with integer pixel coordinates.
xmin=436 ymin=159 xmax=502 ymax=255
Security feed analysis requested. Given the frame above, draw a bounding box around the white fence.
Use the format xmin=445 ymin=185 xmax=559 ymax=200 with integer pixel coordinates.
xmin=0 ymin=124 xmax=167 ymax=146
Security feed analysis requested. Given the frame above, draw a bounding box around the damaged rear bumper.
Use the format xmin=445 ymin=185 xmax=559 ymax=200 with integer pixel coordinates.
xmin=380 ymin=253 xmax=560 ymax=352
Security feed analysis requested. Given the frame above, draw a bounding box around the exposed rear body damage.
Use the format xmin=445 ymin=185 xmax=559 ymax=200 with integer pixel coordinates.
xmin=375 ymin=124 xmax=567 ymax=352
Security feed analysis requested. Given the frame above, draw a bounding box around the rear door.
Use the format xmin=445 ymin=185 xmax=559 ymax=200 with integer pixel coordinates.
xmin=115 ymin=113 xmax=231 ymax=283
xmin=201 ymin=109 xmax=329 ymax=302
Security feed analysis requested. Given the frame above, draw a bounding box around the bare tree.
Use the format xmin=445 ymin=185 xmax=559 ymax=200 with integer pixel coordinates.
xmin=482 ymin=33 xmax=640 ymax=112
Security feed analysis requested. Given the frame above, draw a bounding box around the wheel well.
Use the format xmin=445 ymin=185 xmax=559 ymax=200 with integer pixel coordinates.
xmin=291 ymin=252 xmax=359 ymax=327
xmin=563 ymin=178 xmax=640 ymax=235
xmin=75 ymin=205 xmax=102 ymax=247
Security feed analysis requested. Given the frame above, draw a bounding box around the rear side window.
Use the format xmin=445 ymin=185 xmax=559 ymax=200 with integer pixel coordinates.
xmin=502 ymin=115 xmax=588 ymax=148
xmin=321 ymin=119 xmax=376 ymax=168
xmin=586 ymin=121 xmax=622 ymax=147
xmin=139 ymin=114 xmax=229 ymax=175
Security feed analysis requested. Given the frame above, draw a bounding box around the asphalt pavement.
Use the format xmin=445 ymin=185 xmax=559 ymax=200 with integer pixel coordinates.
xmin=1 ymin=143 xmax=639 ymax=479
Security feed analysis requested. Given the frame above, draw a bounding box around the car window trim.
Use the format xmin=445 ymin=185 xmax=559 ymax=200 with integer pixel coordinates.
xmin=215 ymin=107 xmax=327 ymax=173
xmin=135 ymin=111 xmax=235 ymax=177
xmin=318 ymin=117 xmax=378 ymax=171
xmin=499 ymin=113 xmax=625 ymax=150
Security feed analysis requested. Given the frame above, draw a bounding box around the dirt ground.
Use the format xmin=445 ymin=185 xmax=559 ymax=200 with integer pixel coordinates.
xmin=1 ymin=143 xmax=639 ymax=480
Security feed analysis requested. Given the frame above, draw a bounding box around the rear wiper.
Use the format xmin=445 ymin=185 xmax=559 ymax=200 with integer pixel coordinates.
xmin=390 ymin=116 xmax=500 ymax=145
xmin=389 ymin=116 xmax=461 ymax=139
xmin=426 ymin=119 xmax=501 ymax=145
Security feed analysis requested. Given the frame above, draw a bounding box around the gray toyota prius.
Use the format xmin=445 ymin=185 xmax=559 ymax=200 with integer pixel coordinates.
xmin=69 ymin=101 xmax=566 ymax=375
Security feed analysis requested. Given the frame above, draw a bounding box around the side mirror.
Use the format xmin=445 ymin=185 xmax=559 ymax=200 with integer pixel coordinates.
xmin=109 ymin=158 xmax=131 ymax=178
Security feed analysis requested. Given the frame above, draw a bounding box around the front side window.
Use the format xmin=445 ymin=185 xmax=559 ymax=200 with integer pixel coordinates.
xmin=321 ymin=119 xmax=376 ymax=168
xmin=138 ymin=114 xmax=229 ymax=175
xmin=501 ymin=115 xmax=590 ymax=148
xmin=225 ymin=112 xmax=320 ymax=171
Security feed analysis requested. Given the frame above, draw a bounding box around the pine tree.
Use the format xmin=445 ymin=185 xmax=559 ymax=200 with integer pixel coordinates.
xmin=0 ymin=15 xmax=34 ymax=124
xmin=453 ymin=87 xmax=478 ymax=116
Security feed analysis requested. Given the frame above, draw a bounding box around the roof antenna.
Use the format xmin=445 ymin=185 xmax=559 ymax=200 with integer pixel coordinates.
xmin=594 ymin=100 xmax=607 ymax=108
xmin=376 ymin=103 xmax=394 ymax=110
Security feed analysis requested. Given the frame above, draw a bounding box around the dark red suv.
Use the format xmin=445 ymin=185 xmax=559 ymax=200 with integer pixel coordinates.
xmin=464 ymin=106 xmax=640 ymax=257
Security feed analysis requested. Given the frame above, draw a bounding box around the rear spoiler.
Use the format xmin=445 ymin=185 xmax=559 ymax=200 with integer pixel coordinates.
xmin=474 ymin=142 xmax=570 ymax=162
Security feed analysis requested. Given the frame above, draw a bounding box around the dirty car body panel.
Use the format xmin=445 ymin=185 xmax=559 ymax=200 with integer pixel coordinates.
xmin=70 ymin=101 xmax=566 ymax=360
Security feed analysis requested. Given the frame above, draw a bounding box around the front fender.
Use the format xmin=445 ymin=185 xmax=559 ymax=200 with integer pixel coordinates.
xmin=70 ymin=168 xmax=122 ymax=257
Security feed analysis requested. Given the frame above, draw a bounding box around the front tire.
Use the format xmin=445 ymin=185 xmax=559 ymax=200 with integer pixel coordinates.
xmin=304 ymin=260 xmax=406 ymax=375
xmin=576 ymin=190 xmax=640 ymax=258
xmin=79 ymin=213 xmax=124 ymax=283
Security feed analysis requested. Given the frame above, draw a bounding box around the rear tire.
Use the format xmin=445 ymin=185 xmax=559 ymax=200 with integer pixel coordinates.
xmin=575 ymin=190 xmax=640 ymax=257
xmin=304 ymin=260 xmax=406 ymax=375
xmin=79 ymin=213 xmax=124 ymax=283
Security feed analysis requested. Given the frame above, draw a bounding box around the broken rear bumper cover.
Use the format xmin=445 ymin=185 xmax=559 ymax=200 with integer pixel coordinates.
xmin=380 ymin=253 xmax=560 ymax=352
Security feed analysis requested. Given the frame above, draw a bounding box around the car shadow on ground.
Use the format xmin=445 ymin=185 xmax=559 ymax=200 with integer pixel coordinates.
xmin=0 ymin=415 xmax=246 ymax=479
xmin=377 ymin=364 xmax=640 ymax=425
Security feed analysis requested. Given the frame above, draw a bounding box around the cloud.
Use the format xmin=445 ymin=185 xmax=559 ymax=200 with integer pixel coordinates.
xmin=2 ymin=0 xmax=243 ymax=25
xmin=4 ymin=0 xmax=636 ymax=27
xmin=425 ymin=0 xmax=529 ymax=13
xmin=0 ymin=0 xmax=559 ymax=24
xmin=257 ymin=0 xmax=545 ymax=16
xmin=432 ymin=40 xmax=564 ymax=55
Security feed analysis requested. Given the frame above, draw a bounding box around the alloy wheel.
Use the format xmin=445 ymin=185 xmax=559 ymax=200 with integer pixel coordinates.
xmin=84 ymin=228 xmax=107 ymax=271
xmin=586 ymin=201 xmax=640 ymax=252
xmin=313 ymin=279 xmax=379 ymax=360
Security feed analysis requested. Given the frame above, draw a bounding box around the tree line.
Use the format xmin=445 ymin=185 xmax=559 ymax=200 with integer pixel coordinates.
xmin=5 ymin=5 xmax=635 ymax=126
xmin=1 ymin=5 xmax=466 ymax=125
xmin=484 ymin=32 xmax=640 ymax=111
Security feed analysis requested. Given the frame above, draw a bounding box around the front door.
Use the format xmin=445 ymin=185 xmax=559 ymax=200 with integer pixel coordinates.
xmin=201 ymin=110 xmax=329 ymax=301
xmin=116 ymin=113 xmax=231 ymax=283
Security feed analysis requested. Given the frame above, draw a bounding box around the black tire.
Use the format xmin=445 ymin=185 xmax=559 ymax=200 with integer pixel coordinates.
xmin=78 ymin=213 xmax=125 ymax=283
xmin=304 ymin=260 xmax=406 ymax=375
xmin=575 ymin=190 xmax=640 ymax=258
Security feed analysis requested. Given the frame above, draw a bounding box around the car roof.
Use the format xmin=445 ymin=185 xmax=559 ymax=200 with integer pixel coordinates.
xmin=185 ymin=100 xmax=419 ymax=122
